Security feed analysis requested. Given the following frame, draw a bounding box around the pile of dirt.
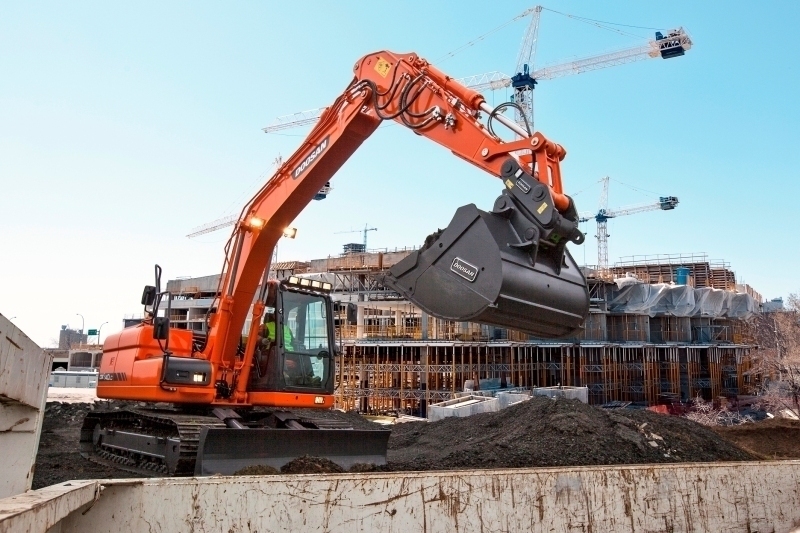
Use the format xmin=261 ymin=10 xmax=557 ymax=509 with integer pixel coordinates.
xmin=385 ymin=396 xmax=754 ymax=471
xmin=233 ymin=465 xmax=280 ymax=476
xmin=713 ymin=418 xmax=800 ymax=459
xmin=280 ymin=455 xmax=345 ymax=474
xmin=33 ymin=401 xmax=141 ymax=489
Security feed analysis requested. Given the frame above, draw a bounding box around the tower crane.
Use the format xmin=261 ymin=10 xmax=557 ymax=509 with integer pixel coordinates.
xmin=262 ymin=8 xmax=691 ymax=134
xmin=335 ymin=223 xmax=377 ymax=253
xmin=579 ymin=176 xmax=678 ymax=273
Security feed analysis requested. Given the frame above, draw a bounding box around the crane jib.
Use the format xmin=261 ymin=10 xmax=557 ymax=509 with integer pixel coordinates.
xmin=293 ymin=136 xmax=330 ymax=179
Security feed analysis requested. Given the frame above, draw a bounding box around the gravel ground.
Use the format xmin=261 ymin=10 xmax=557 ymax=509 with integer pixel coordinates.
xmin=33 ymin=397 xmax=757 ymax=487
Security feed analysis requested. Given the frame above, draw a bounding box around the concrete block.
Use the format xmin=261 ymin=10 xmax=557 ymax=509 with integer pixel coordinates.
xmin=428 ymin=395 xmax=499 ymax=422
xmin=0 ymin=314 xmax=53 ymax=499
xmin=532 ymin=386 xmax=589 ymax=404
xmin=496 ymin=391 xmax=531 ymax=409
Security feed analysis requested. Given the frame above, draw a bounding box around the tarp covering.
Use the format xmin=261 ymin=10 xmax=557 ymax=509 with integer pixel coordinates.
xmin=609 ymin=281 xmax=758 ymax=319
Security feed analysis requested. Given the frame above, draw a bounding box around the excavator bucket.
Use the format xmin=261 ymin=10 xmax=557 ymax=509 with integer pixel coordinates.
xmin=194 ymin=427 xmax=390 ymax=475
xmin=383 ymin=178 xmax=589 ymax=339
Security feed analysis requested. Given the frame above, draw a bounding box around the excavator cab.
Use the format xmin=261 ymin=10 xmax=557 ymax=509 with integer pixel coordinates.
xmin=249 ymin=279 xmax=334 ymax=394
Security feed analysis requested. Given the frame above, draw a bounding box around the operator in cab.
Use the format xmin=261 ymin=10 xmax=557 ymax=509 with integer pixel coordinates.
xmin=261 ymin=307 xmax=318 ymax=387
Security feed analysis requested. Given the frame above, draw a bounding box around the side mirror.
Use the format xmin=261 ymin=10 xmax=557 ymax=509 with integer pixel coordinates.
xmin=141 ymin=285 xmax=157 ymax=306
xmin=153 ymin=316 xmax=170 ymax=340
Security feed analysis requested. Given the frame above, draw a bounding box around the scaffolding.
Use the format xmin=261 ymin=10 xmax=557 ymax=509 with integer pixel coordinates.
xmin=610 ymin=253 xmax=738 ymax=290
xmin=334 ymin=334 xmax=755 ymax=413
xmin=324 ymin=252 xmax=760 ymax=412
xmin=162 ymin=249 xmax=761 ymax=413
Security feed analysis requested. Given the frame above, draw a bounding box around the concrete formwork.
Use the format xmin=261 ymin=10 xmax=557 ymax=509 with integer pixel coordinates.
xmin=2 ymin=461 xmax=800 ymax=532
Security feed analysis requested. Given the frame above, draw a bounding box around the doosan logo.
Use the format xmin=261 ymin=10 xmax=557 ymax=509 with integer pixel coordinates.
xmin=450 ymin=257 xmax=478 ymax=282
xmin=293 ymin=136 xmax=330 ymax=179
xmin=98 ymin=372 xmax=127 ymax=381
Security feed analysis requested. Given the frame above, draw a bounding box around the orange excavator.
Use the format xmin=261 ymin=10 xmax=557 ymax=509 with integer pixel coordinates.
xmin=81 ymin=50 xmax=589 ymax=476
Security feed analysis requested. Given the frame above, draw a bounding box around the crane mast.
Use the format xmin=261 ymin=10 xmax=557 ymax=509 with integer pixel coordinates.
xmin=511 ymin=5 xmax=542 ymax=131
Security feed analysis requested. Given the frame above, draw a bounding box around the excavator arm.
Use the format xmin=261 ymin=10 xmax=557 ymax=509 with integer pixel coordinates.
xmin=210 ymin=51 xmax=588 ymax=385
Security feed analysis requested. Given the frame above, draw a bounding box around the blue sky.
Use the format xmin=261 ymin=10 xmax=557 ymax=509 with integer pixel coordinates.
xmin=2 ymin=1 xmax=798 ymax=347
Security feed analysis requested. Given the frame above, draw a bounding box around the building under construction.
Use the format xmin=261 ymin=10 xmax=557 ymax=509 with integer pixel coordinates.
xmin=166 ymin=250 xmax=762 ymax=415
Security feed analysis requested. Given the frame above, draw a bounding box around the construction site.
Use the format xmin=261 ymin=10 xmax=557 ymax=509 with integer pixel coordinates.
xmin=166 ymin=249 xmax=762 ymax=412
xmin=3 ymin=3 xmax=800 ymax=533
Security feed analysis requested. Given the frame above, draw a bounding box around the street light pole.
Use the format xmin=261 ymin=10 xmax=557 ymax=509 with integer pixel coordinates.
xmin=76 ymin=313 xmax=84 ymax=334
xmin=98 ymin=322 xmax=108 ymax=345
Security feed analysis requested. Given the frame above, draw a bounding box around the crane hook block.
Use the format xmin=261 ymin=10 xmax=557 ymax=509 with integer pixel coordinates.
xmin=383 ymin=184 xmax=589 ymax=339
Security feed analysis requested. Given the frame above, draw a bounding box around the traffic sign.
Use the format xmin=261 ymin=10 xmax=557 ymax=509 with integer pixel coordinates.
xmin=87 ymin=329 xmax=98 ymax=336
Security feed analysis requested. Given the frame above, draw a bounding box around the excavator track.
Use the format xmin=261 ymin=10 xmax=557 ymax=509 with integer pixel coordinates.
xmin=80 ymin=408 xmax=226 ymax=477
xmin=80 ymin=407 xmax=390 ymax=477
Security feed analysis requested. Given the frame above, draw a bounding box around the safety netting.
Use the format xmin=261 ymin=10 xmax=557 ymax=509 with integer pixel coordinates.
xmin=609 ymin=279 xmax=758 ymax=319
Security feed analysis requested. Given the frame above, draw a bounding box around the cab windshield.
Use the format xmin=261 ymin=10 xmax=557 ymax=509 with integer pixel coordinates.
xmin=281 ymin=289 xmax=331 ymax=388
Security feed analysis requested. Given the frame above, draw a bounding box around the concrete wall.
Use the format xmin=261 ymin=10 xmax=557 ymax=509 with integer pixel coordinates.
xmin=0 ymin=313 xmax=53 ymax=499
xmin=3 ymin=461 xmax=800 ymax=532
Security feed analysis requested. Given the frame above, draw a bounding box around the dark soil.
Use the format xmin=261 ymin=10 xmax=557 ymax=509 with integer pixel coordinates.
xmin=34 ymin=397 xmax=758 ymax=488
xmin=385 ymin=397 xmax=754 ymax=471
xmin=713 ymin=418 xmax=800 ymax=459
xmin=234 ymin=464 xmax=280 ymax=476
xmin=280 ymin=455 xmax=344 ymax=474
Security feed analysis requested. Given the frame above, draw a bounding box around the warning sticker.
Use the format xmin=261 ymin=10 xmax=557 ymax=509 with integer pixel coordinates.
xmin=537 ymin=202 xmax=548 ymax=214
xmin=375 ymin=58 xmax=391 ymax=78
xmin=505 ymin=179 xmax=514 ymax=189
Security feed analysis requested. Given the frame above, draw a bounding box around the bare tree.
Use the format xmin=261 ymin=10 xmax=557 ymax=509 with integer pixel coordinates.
xmin=747 ymin=293 xmax=800 ymax=419
xmin=684 ymin=395 xmax=753 ymax=426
